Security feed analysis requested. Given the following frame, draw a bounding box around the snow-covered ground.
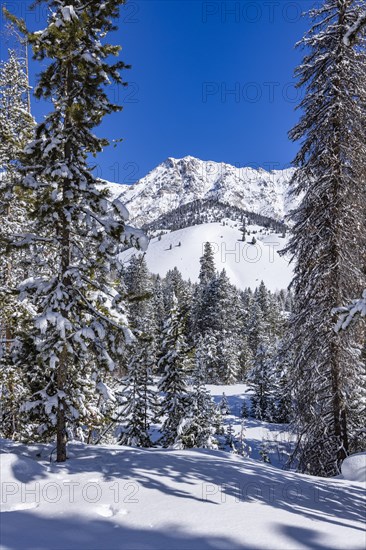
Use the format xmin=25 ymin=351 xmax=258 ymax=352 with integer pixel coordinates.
xmin=120 ymin=222 xmax=292 ymax=292
xmin=341 ymin=453 xmax=366 ymax=483
xmin=207 ymin=384 xmax=295 ymax=467
xmin=1 ymin=385 xmax=365 ymax=550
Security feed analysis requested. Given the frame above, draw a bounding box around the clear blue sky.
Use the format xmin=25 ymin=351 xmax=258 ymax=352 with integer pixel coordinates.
xmin=1 ymin=0 xmax=312 ymax=184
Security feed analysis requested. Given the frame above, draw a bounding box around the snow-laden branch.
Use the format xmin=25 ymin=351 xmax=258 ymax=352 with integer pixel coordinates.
xmin=333 ymin=290 xmax=366 ymax=331
xmin=73 ymin=286 xmax=131 ymax=334
xmin=343 ymin=11 xmax=366 ymax=46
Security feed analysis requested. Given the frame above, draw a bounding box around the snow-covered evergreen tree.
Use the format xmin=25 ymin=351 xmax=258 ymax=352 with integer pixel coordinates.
xmin=241 ymin=287 xmax=254 ymax=314
xmin=117 ymin=255 xmax=158 ymax=445
xmin=209 ymin=270 xmax=239 ymax=334
xmin=124 ymin=255 xmax=158 ymax=375
xmin=199 ymin=242 xmax=216 ymax=285
xmin=219 ymin=392 xmax=231 ymax=415
xmin=237 ymin=419 xmax=251 ymax=458
xmin=0 ymin=49 xmax=33 ymax=171
xmin=125 ymin=255 xmax=155 ymax=331
xmin=0 ymin=48 xmax=34 ymax=323
xmin=217 ymin=335 xmax=240 ymax=384
xmin=194 ymin=331 xmax=219 ymax=383
xmin=267 ymin=293 xmax=286 ymax=341
xmin=285 ymin=0 xmax=366 ymax=475
xmin=158 ymin=295 xmax=191 ymax=447
xmin=248 ymin=338 xmax=277 ymax=422
xmin=190 ymin=242 xmax=217 ymax=338
xmin=259 ymin=440 xmax=271 ymax=464
xmin=240 ymin=219 xmax=246 ymax=242
xmin=174 ymin=353 xmax=217 ymax=450
xmin=0 ymin=48 xmax=35 ymax=439
xmin=153 ymin=274 xmax=166 ymax=339
xmin=225 ymin=421 xmax=236 ymax=452
xmin=0 ymin=336 xmax=28 ymax=439
xmin=163 ymin=267 xmax=192 ymax=313
xmin=247 ymin=299 xmax=268 ymax=357
xmin=254 ymin=281 xmax=270 ymax=318
xmin=272 ymin=342 xmax=293 ymax=424
xmin=117 ymin=341 xmax=157 ymax=447
xmin=194 ymin=269 xmax=241 ymax=383
xmin=237 ymin=335 xmax=254 ymax=382
xmin=5 ymin=0 xmax=147 ymax=461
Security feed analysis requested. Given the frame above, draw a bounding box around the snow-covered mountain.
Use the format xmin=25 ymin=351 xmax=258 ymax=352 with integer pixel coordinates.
xmin=109 ymin=156 xmax=296 ymax=227
xmin=107 ymin=156 xmax=295 ymax=290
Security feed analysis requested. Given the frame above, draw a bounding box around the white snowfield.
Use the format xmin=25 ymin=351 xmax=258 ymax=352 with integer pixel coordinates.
xmin=1 ymin=385 xmax=365 ymax=550
xmin=107 ymin=156 xmax=296 ymax=227
xmin=120 ymin=221 xmax=293 ymax=292
xmin=1 ymin=441 xmax=365 ymax=550
xmin=341 ymin=453 xmax=366 ymax=483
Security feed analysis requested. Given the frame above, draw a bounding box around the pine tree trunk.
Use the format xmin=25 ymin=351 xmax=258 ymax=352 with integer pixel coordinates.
xmin=56 ymin=62 xmax=73 ymax=463
xmin=56 ymin=343 xmax=67 ymax=462
xmin=4 ymin=175 xmax=13 ymax=354
xmin=56 ymin=220 xmax=71 ymax=462
xmin=329 ymin=3 xmax=348 ymax=469
xmin=25 ymin=40 xmax=31 ymax=115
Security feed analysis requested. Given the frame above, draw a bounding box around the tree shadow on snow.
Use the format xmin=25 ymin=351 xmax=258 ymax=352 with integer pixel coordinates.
xmin=276 ymin=525 xmax=366 ymax=550
xmin=1 ymin=511 xmax=255 ymax=550
xmin=53 ymin=445 xmax=366 ymax=534
xmin=3 ymin=443 xmax=365 ymax=545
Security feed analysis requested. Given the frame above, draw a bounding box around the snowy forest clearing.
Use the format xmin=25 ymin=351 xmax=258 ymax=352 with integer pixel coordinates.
xmin=1 ymin=386 xmax=365 ymax=550
xmin=1 ymin=438 xmax=365 ymax=550
xmin=205 ymin=384 xmax=295 ymax=467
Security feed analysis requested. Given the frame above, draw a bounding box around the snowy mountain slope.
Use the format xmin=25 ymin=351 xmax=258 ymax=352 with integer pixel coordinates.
xmin=1 ymin=435 xmax=365 ymax=550
xmin=106 ymin=156 xmax=296 ymax=227
xmin=120 ymin=220 xmax=293 ymax=291
xmin=143 ymin=198 xmax=287 ymax=234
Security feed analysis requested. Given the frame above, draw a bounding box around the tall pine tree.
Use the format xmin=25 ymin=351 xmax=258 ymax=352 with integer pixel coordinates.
xmin=158 ymin=295 xmax=191 ymax=447
xmin=285 ymin=0 xmax=366 ymax=476
xmin=5 ymin=0 xmax=147 ymax=461
xmin=0 ymin=48 xmax=35 ymax=439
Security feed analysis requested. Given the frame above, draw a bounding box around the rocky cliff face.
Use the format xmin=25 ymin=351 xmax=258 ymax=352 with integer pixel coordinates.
xmin=108 ymin=156 xmax=296 ymax=227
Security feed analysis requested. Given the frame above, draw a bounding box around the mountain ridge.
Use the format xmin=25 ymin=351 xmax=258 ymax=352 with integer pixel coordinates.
xmin=105 ymin=156 xmax=296 ymax=227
